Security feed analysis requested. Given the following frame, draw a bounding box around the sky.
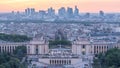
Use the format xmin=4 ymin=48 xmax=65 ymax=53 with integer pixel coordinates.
xmin=0 ymin=0 xmax=120 ymax=13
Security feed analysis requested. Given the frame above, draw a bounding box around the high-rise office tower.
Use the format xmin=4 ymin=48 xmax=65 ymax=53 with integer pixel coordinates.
xmin=39 ymin=10 xmax=46 ymax=18
xmin=99 ymin=10 xmax=104 ymax=17
xmin=74 ymin=6 xmax=79 ymax=16
xmin=67 ymin=7 xmax=73 ymax=18
xmin=11 ymin=11 xmax=15 ymax=15
xmin=25 ymin=8 xmax=35 ymax=16
xmin=47 ymin=7 xmax=55 ymax=17
xmin=58 ymin=7 xmax=66 ymax=17
xmin=85 ymin=12 xmax=90 ymax=18
xmin=25 ymin=8 xmax=30 ymax=15
xmin=31 ymin=8 xmax=35 ymax=15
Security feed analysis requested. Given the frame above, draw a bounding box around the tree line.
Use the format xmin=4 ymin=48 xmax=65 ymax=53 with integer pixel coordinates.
xmin=0 ymin=33 xmax=31 ymax=42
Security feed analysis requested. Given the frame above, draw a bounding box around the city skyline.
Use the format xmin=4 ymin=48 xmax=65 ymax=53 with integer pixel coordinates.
xmin=0 ymin=0 xmax=120 ymax=13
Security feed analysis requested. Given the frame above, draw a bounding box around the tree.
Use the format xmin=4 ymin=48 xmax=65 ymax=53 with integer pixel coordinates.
xmin=13 ymin=46 xmax=27 ymax=60
xmin=49 ymin=40 xmax=72 ymax=48
xmin=0 ymin=50 xmax=27 ymax=68
xmin=2 ymin=63 xmax=11 ymax=68
xmin=93 ymin=48 xmax=120 ymax=68
xmin=0 ymin=65 xmax=5 ymax=68
xmin=104 ymin=48 xmax=120 ymax=67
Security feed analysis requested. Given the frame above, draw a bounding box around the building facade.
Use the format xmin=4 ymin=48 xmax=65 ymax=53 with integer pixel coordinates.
xmin=0 ymin=37 xmax=120 ymax=68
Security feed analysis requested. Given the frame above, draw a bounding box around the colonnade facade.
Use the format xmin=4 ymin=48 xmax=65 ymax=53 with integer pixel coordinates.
xmin=0 ymin=39 xmax=49 ymax=55
xmin=72 ymin=40 xmax=120 ymax=55
xmin=0 ymin=43 xmax=28 ymax=53
xmin=0 ymin=40 xmax=120 ymax=55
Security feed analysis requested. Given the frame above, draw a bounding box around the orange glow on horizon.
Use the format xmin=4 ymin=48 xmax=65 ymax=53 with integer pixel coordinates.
xmin=0 ymin=0 xmax=120 ymax=13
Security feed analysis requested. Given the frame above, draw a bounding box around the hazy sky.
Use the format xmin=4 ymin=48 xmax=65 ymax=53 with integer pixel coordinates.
xmin=0 ymin=0 xmax=120 ymax=12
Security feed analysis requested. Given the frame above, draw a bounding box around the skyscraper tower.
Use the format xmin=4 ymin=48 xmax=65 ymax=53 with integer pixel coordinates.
xmin=39 ymin=10 xmax=46 ymax=19
xmin=25 ymin=8 xmax=30 ymax=15
xmin=99 ymin=10 xmax=104 ymax=17
xmin=74 ymin=6 xmax=79 ymax=16
xmin=47 ymin=7 xmax=55 ymax=17
xmin=67 ymin=7 xmax=73 ymax=18
xmin=58 ymin=7 xmax=66 ymax=17
xmin=25 ymin=8 xmax=35 ymax=16
xmin=85 ymin=12 xmax=90 ymax=18
xmin=31 ymin=8 xmax=35 ymax=15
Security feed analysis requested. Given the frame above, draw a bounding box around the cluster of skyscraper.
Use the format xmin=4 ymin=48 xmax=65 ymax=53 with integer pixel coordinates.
xmin=25 ymin=8 xmax=35 ymax=15
xmin=24 ymin=6 xmax=80 ymax=18
xmin=58 ymin=6 xmax=79 ymax=18
xmin=6 ymin=6 xmax=107 ymax=21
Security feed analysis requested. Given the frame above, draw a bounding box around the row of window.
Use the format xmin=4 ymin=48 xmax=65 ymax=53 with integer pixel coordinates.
xmin=50 ymin=60 xmax=71 ymax=65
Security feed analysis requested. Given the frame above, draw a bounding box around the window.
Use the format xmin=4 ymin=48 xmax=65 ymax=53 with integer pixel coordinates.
xmin=36 ymin=45 xmax=39 ymax=54
xmin=52 ymin=60 xmax=54 ymax=64
xmin=57 ymin=60 xmax=59 ymax=64
xmin=50 ymin=60 xmax=51 ymax=64
xmin=82 ymin=45 xmax=85 ymax=49
xmin=5 ymin=46 xmax=6 ymax=52
xmin=10 ymin=46 xmax=11 ymax=52
xmin=69 ymin=60 xmax=71 ymax=65
xmin=64 ymin=60 xmax=66 ymax=65
xmin=55 ymin=60 xmax=56 ymax=64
